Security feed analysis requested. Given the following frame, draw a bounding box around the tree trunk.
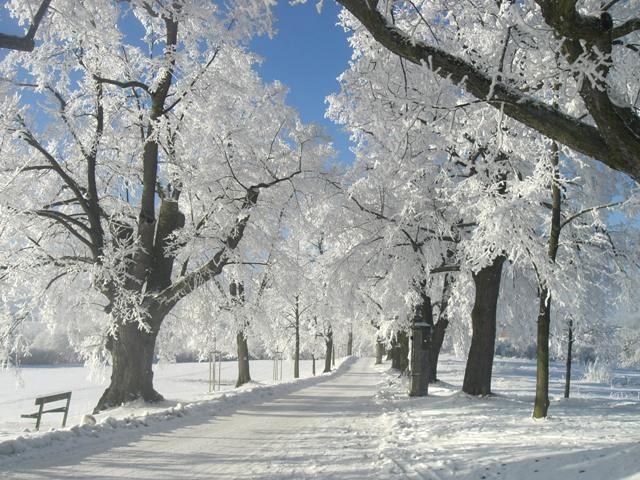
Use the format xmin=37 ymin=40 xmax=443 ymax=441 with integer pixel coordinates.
xmin=391 ymin=331 xmax=409 ymax=373
xmin=534 ymin=288 xmax=551 ymax=417
xmin=347 ymin=330 xmax=353 ymax=356
xmin=390 ymin=336 xmax=400 ymax=369
xmin=430 ymin=318 xmax=448 ymax=383
xmin=375 ymin=339 xmax=384 ymax=364
xmin=564 ymin=319 xmax=573 ymax=399
xmin=462 ymin=255 xmax=505 ymax=396
xmin=96 ymin=198 xmax=185 ymax=412
xmin=399 ymin=332 xmax=409 ymax=372
xmin=236 ymin=331 xmax=251 ymax=387
xmin=312 ymin=354 xmax=316 ymax=376
xmin=95 ymin=319 xmax=162 ymax=413
xmin=409 ymin=293 xmax=434 ymax=397
xmin=323 ymin=329 xmax=333 ymax=373
xmin=430 ymin=273 xmax=454 ymax=383
xmin=332 ymin=344 xmax=336 ymax=366
xmin=230 ymin=281 xmax=251 ymax=388
xmin=386 ymin=346 xmax=393 ymax=361
xmin=533 ymin=139 xmax=562 ymax=419
xmin=294 ymin=297 xmax=300 ymax=379
xmin=95 ymin=20 xmax=180 ymax=413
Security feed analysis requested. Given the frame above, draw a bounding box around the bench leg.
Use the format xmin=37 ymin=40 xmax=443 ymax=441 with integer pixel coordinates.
xmin=35 ymin=403 xmax=44 ymax=431
xmin=62 ymin=395 xmax=71 ymax=427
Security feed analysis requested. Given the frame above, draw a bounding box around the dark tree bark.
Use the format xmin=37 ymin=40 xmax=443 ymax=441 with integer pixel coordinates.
xmin=429 ymin=319 xmax=447 ymax=383
xmin=375 ymin=339 xmax=385 ymax=364
xmin=399 ymin=332 xmax=409 ymax=372
xmin=236 ymin=331 xmax=251 ymax=387
xmin=332 ymin=344 xmax=336 ymax=366
xmin=231 ymin=281 xmax=252 ymax=388
xmin=564 ymin=318 xmax=574 ymax=399
xmin=390 ymin=336 xmax=399 ymax=369
xmin=391 ymin=331 xmax=409 ymax=373
xmin=462 ymin=255 xmax=506 ymax=396
xmin=323 ymin=328 xmax=333 ymax=373
xmin=430 ymin=329 xmax=447 ymax=383
xmin=534 ymin=288 xmax=552 ymax=417
xmin=99 ymin=183 xmax=259 ymax=410
xmin=95 ymin=317 xmax=162 ymax=413
xmin=409 ymin=289 xmax=434 ymax=397
xmin=534 ymin=140 xmax=561 ymax=419
xmin=312 ymin=354 xmax=316 ymax=376
xmin=430 ymin=273 xmax=454 ymax=383
xmin=94 ymin=199 xmax=183 ymax=413
xmin=334 ymin=0 xmax=640 ymax=182
xmin=347 ymin=330 xmax=353 ymax=356
xmin=0 ymin=1 xmax=50 ymax=52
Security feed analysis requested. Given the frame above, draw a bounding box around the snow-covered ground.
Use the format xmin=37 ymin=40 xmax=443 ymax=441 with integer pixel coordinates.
xmin=1 ymin=357 xmax=379 ymax=479
xmin=1 ymin=354 xmax=639 ymax=479
xmin=375 ymin=355 xmax=640 ymax=480
xmin=0 ymin=358 xmax=321 ymax=441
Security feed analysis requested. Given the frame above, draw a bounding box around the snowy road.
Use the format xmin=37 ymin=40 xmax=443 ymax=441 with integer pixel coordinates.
xmin=2 ymin=358 xmax=383 ymax=479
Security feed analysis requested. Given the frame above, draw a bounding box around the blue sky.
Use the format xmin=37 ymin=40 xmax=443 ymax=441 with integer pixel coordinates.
xmin=0 ymin=1 xmax=354 ymax=164
xmin=251 ymin=2 xmax=353 ymax=165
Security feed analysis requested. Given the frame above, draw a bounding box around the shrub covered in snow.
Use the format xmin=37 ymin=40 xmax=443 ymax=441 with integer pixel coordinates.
xmin=582 ymin=359 xmax=614 ymax=384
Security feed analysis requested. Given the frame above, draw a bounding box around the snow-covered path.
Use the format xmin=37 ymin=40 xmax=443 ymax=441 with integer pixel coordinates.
xmin=2 ymin=358 xmax=382 ymax=479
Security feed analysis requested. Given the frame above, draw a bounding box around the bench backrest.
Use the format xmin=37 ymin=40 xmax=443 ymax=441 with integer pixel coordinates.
xmin=34 ymin=392 xmax=72 ymax=405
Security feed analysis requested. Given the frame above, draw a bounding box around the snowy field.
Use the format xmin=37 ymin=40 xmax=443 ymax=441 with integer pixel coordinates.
xmin=0 ymin=358 xmax=322 ymax=441
xmin=375 ymin=355 xmax=640 ymax=480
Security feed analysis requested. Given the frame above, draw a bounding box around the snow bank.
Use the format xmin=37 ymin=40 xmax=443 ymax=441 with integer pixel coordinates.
xmin=0 ymin=357 xmax=354 ymax=466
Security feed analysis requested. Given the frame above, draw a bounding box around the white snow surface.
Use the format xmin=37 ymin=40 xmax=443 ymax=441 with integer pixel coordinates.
xmin=375 ymin=355 xmax=640 ymax=480
xmin=1 ymin=357 xmax=380 ymax=478
xmin=0 ymin=358 xmax=324 ymax=443
xmin=0 ymin=355 xmax=639 ymax=479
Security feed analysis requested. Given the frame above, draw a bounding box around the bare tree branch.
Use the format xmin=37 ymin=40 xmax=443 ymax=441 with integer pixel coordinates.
xmin=613 ymin=18 xmax=640 ymax=39
xmin=19 ymin=126 xmax=91 ymax=217
xmin=162 ymin=48 xmax=221 ymax=115
xmin=0 ymin=1 xmax=50 ymax=52
xmin=560 ymin=200 xmax=625 ymax=230
xmin=32 ymin=210 xmax=95 ymax=251
xmin=93 ymin=76 xmax=151 ymax=94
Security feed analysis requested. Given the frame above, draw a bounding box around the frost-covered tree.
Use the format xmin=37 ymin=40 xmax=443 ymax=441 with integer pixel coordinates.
xmin=333 ymin=0 xmax=640 ymax=182
xmin=266 ymin=241 xmax=323 ymax=378
xmin=0 ymin=0 xmax=329 ymax=411
xmin=326 ymin=15 xmax=525 ymax=396
xmin=328 ymin=0 xmax=640 ymax=406
xmin=320 ymin=128 xmax=457 ymax=393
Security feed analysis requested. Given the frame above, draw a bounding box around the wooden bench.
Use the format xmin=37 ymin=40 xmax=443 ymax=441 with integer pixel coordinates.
xmin=21 ymin=391 xmax=72 ymax=431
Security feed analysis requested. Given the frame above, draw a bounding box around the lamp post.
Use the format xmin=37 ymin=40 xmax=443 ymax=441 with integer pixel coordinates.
xmin=409 ymin=321 xmax=432 ymax=397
